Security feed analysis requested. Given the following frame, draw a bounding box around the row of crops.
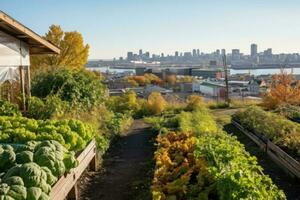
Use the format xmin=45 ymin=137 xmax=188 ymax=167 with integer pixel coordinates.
xmin=0 ymin=115 xmax=96 ymax=199
xmin=233 ymin=106 xmax=300 ymax=160
xmin=146 ymin=106 xmax=286 ymax=200
xmin=0 ymin=140 xmax=77 ymax=200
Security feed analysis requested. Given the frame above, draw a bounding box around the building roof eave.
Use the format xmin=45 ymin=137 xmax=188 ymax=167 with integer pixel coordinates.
xmin=0 ymin=11 xmax=60 ymax=55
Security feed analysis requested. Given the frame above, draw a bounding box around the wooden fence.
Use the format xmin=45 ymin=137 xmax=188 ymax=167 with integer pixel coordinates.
xmin=50 ymin=139 xmax=97 ymax=200
xmin=232 ymin=120 xmax=300 ymax=179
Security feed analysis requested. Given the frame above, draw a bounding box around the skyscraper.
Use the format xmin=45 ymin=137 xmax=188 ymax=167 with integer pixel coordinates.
xmin=221 ymin=49 xmax=226 ymax=56
xmin=139 ymin=49 xmax=143 ymax=56
xmin=232 ymin=49 xmax=240 ymax=60
xmin=251 ymin=44 xmax=257 ymax=57
xmin=127 ymin=52 xmax=133 ymax=61
xmin=175 ymin=51 xmax=179 ymax=57
xmin=197 ymin=49 xmax=200 ymax=56
xmin=192 ymin=49 xmax=197 ymax=57
xmin=145 ymin=52 xmax=150 ymax=59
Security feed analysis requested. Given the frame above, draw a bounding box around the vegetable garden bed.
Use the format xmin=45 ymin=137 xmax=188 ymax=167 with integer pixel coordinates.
xmin=50 ymin=139 xmax=97 ymax=200
xmin=232 ymin=120 xmax=300 ymax=179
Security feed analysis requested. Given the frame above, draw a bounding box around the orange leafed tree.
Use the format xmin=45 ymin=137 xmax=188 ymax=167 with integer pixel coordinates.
xmin=124 ymin=73 xmax=162 ymax=87
xmin=263 ymin=72 xmax=300 ymax=109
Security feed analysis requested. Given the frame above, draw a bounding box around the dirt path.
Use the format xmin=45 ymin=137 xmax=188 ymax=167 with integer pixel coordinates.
xmin=79 ymin=120 xmax=156 ymax=200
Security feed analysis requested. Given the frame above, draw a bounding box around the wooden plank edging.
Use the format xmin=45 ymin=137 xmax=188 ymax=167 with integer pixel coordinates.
xmin=50 ymin=139 xmax=97 ymax=200
xmin=232 ymin=120 xmax=300 ymax=179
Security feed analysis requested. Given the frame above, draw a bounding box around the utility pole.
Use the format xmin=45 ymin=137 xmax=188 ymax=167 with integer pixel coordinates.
xmin=222 ymin=53 xmax=230 ymax=105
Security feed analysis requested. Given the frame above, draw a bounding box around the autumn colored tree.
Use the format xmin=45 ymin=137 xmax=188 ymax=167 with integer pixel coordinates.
xmin=186 ymin=95 xmax=204 ymax=110
xmin=146 ymin=92 xmax=167 ymax=114
xmin=177 ymin=76 xmax=195 ymax=83
xmin=31 ymin=25 xmax=89 ymax=73
xmin=124 ymin=73 xmax=162 ymax=87
xmin=166 ymin=75 xmax=177 ymax=86
xmin=144 ymin=73 xmax=162 ymax=85
xmin=107 ymin=90 xmax=144 ymax=115
xmin=263 ymin=72 xmax=300 ymax=109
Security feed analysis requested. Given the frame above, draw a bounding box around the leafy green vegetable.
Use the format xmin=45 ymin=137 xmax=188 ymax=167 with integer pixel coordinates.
xmin=0 ymin=116 xmax=94 ymax=151
xmin=16 ymin=151 xmax=33 ymax=164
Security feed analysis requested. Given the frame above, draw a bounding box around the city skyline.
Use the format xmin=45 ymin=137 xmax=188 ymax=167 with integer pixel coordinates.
xmin=119 ymin=43 xmax=297 ymax=60
xmin=2 ymin=0 xmax=300 ymax=59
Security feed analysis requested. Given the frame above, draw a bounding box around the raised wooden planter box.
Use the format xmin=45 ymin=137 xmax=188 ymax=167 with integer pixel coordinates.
xmin=232 ymin=120 xmax=300 ymax=179
xmin=50 ymin=139 xmax=97 ymax=200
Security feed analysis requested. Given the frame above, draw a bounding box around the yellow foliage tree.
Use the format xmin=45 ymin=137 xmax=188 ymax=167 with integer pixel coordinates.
xmin=166 ymin=75 xmax=177 ymax=86
xmin=31 ymin=25 xmax=89 ymax=73
xmin=186 ymin=95 xmax=204 ymax=110
xmin=263 ymin=72 xmax=300 ymax=109
xmin=147 ymin=92 xmax=167 ymax=114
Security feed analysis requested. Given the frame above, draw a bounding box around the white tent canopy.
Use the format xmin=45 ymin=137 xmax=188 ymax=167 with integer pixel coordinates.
xmin=0 ymin=30 xmax=29 ymax=83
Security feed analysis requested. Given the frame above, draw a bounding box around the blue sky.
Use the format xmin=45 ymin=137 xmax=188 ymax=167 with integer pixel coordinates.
xmin=1 ymin=0 xmax=300 ymax=59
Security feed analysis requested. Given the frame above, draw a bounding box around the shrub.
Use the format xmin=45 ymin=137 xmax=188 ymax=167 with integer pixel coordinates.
xmin=31 ymin=67 xmax=107 ymax=111
xmin=186 ymin=95 xmax=204 ymax=111
xmin=276 ymin=104 xmax=300 ymax=122
xmin=26 ymin=96 xmax=68 ymax=120
xmin=106 ymin=91 xmax=144 ymax=118
xmin=0 ymin=99 xmax=21 ymax=116
xmin=146 ymin=92 xmax=167 ymax=115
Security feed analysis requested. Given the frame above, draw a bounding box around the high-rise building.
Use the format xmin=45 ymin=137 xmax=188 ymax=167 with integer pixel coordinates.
xmin=184 ymin=52 xmax=192 ymax=58
xmin=127 ymin=52 xmax=133 ymax=61
xmin=265 ymin=48 xmax=272 ymax=56
xmin=139 ymin=49 xmax=143 ymax=56
xmin=251 ymin=44 xmax=258 ymax=57
xmin=175 ymin=51 xmax=179 ymax=57
xmin=161 ymin=53 xmax=164 ymax=58
xmin=145 ymin=52 xmax=150 ymax=59
xmin=216 ymin=49 xmax=220 ymax=55
xmin=232 ymin=49 xmax=240 ymax=60
xmin=197 ymin=49 xmax=200 ymax=56
xmin=221 ymin=49 xmax=226 ymax=56
xmin=192 ymin=49 xmax=197 ymax=57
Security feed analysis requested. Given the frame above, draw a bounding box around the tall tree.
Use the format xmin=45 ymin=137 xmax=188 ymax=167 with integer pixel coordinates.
xmin=263 ymin=72 xmax=300 ymax=109
xmin=31 ymin=25 xmax=89 ymax=72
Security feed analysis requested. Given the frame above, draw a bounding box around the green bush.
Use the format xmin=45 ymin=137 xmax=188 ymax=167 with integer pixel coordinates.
xmin=26 ymin=96 xmax=68 ymax=120
xmin=31 ymin=67 xmax=107 ymax=111
xmin=0 ymin=99 xmax=21 ymax=117
xmin=106 ymin=113 xmax=133 ymax=135
xmin=276 ymin=104 xmax=300 ymax=122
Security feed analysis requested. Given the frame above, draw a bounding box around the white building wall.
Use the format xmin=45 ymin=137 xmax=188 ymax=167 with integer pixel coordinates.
xmin=199 ymin=85 xmax=215 ymax=96
xmin=0 ymin=30 xmax=30 ymax=83
xmin=0 ymin=30 xmax=30 ymax=66
xmin=192 ymin=82 xmax=200 ymax=92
